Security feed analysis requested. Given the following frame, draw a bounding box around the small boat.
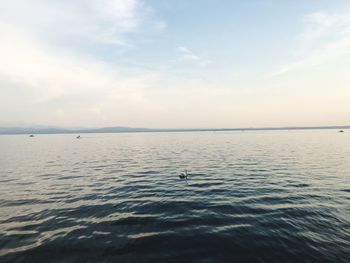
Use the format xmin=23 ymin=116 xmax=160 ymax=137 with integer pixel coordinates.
xmin=339 ymin=130 xmax=344 ymax=133
xmin=76 ymin=135 xmax=81 ymax=139
xmin=29 ymin=134 xmax=35 ymax=137
xmin=179 ymin=170 xmax=188 ymax=179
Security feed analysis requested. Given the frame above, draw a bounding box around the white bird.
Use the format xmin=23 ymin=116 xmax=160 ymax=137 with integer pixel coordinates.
xmin=179 ymin=170 xmax=188 ymax=179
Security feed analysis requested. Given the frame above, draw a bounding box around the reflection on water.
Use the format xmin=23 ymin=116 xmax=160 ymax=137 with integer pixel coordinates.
xmin=0 ymin=131 xmax=349 ymax=262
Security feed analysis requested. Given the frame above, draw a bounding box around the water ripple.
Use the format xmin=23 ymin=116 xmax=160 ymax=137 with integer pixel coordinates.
xmin=1 ymin=131 xmax=350 ymax=262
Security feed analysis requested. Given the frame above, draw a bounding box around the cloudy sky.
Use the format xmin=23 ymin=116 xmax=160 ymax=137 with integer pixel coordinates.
xmin=0 ymin=0 xmax=349 ymax=128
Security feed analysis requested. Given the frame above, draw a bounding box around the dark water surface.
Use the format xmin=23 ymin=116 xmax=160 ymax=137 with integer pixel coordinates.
xmin=0 ymin=131 xmax=349 ymax=263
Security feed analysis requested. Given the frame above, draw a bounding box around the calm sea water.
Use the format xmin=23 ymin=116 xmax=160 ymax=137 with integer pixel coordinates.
xmin=0 ymin=130 xmax=349 ymax=263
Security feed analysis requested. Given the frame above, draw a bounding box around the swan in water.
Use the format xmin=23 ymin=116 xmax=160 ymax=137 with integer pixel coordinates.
xmin=179 ymin=170 xmax=188 ymax=179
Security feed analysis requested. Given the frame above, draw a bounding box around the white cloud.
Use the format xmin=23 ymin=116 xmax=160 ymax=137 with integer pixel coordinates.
xmin=0 ymin=1 xmax=348 ymax=128
xmin=177 ymin=46 xmax=211 ymax=67
xmin=0 ymin=21 xmax=161 ymax=122
xmin=154 ymin=21 xmax=167 ymax=31
xmin=0 ymin=0 xmax=165 ymax=46
xmin=273 ymin=8 xmax=350 ymax=76
xmin=0 ymin=0 xmax=167 ymax=127
xmin=302 ymin=11 xmax=350 ymax=40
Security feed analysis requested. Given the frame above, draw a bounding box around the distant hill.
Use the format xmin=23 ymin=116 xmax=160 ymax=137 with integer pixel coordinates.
xmin=0 ymin=126 xmax=153 ymax=135
xmin=0 ymin=127 xmax=70 ymax=135
xmin=0 ymin=125 xmax=349 ymax=135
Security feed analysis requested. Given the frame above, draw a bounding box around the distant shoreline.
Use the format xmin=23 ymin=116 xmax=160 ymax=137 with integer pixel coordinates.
xmin=0 ymin=126 xmax=348 ymax=135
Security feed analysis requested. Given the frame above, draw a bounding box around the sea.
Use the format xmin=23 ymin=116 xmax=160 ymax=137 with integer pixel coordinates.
xmin=0 ymin=130 xmax=349 ymax=263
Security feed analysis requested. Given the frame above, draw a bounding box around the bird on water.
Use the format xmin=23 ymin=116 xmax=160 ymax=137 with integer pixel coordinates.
xmin=179 ymin=170 xmax=188 ymax=179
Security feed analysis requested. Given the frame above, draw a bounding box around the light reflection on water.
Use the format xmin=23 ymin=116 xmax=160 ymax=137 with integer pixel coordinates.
xmin=0 ymin=130 xmax=349 ymax=262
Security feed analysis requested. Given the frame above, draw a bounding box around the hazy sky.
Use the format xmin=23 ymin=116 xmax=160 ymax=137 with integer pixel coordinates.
xmin=1 ymin=0 xmax=350 ymax=128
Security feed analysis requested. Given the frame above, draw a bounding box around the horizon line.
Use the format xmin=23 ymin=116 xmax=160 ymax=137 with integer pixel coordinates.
xmin=0 ymin=124 xmax=349 ymax=135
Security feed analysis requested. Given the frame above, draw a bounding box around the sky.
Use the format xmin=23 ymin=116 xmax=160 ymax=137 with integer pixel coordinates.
xmin=0 ymin=0 xmax=350 ymax=129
